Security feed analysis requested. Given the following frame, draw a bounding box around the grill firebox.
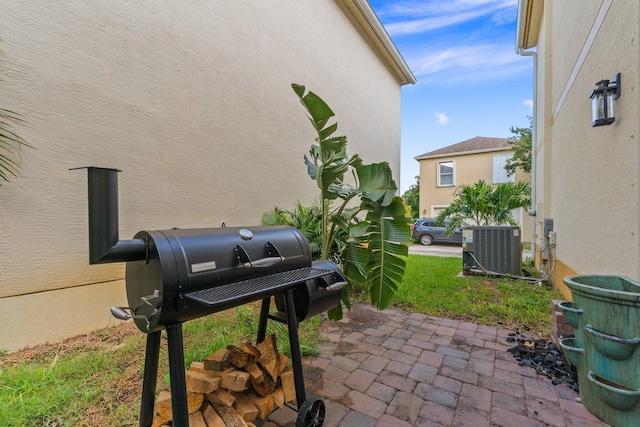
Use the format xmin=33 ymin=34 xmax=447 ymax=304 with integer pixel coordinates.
xmin=76 ymin=166 xmax=345 ymax=427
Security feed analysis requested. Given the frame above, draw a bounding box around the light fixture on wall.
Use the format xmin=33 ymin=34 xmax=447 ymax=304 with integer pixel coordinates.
xmin=590 ymin=73 xmax=621 ymax=127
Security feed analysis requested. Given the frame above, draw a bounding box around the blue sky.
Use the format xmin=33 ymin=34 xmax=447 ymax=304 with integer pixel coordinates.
xmin=367 ymin=0 xmax=533 ymax=193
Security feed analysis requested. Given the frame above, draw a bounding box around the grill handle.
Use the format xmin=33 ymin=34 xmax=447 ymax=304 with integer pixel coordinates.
xmin=245 ymin=256 xmax=285 ymax=268
xmin=235 ymin=244 xmax=285 ymax=268
xmin=321 ymin=281 xmax=347 ymax=292
xmin=110 ymin=306 xmax=158 ymax=330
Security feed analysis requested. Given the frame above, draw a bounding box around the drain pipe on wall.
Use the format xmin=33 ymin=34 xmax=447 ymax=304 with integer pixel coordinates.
xmin=518 ymin=48 xmax=537 ymax=252
xmin=515 ymin=0 xmax=539 ymax=257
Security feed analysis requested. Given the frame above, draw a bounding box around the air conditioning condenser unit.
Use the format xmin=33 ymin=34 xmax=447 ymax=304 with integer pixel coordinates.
xmin=462 ymin=226 xmax=521 ymax=276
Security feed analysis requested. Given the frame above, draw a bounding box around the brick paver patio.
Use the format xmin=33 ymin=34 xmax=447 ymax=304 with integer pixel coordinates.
xmin=261 ymin=303 xmax=609 ymax=427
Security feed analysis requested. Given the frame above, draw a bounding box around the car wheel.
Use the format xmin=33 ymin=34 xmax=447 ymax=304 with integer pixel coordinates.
xmin=420 ymin=234 xmax=434 ymax=246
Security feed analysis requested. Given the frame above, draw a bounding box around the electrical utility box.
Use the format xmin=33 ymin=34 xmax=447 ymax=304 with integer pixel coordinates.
xmin=462 ymin=226 xmax=522 ymax=276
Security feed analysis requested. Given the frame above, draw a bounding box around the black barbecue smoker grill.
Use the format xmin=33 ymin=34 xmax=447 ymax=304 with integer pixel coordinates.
xmin=76 ymin=167 xmax=347 ymax=427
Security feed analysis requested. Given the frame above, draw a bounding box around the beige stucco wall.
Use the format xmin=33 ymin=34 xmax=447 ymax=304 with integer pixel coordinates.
xmin=531 ymin=1 xmax=640 ymax=288
xmin=418 ymin=149 xmax=531 ymax=240
xmin=0 ymin=0 xmax=407 ymax=351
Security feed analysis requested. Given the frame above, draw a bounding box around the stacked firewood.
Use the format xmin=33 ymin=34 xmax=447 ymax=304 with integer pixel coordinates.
xmin=152 ymin=334 xmax=296 ymax=426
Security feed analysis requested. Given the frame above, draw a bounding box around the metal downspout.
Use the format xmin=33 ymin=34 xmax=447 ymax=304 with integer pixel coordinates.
xmin=516 ymin=48 xmax=537 ymax=250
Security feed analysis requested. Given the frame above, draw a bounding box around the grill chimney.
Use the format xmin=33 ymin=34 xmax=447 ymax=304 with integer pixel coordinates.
xmin=72 ymin=166 xmax=146 ymax=264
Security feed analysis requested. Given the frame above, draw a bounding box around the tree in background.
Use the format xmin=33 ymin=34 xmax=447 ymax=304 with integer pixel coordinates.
xmin=504 ymin=116 xmax=532 ymax=176
xmin=435 ymin=180 xmax=531 ymax=236
xmin=402 ymin=176 xmax=420 ymax=221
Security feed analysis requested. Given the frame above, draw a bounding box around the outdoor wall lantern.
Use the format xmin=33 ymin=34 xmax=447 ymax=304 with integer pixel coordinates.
xmin=590 ymin=73 xmax=621 ymax=127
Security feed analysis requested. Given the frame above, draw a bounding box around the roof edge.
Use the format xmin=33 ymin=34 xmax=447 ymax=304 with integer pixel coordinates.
xmin=415 ymin=146 xmax=511 ymax=161
xmin=340 ymin=0 xmax=416 ymax=85
xmin=516 ymin=0 xmax=543 ymax=50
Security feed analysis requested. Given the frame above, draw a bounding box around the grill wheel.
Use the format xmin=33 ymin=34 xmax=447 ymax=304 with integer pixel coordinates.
xmin=296 ymin=397 xmax=325 ymax=427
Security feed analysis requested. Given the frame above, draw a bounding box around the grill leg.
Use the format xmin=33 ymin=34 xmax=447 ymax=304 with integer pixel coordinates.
xmin=257 ymin=297 xmax=271 ymax=344
xmin=139 ymin=331 xmax=161 ymax=427
xmin=284 ymin=289 xmax=307 ymax=408
xmin=167 ymin=323 xmax=189 ymax=427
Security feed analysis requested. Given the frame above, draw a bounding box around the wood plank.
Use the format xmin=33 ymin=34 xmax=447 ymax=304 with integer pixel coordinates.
xmin=186 ymin=369 xmax=221 ymax=393
xmin=204 ymin=348 xmax=231 ymax=371
xmin=205 ymin=388 xmax=236 ymax=407
xmin=210 ymin=402 xmax=249 ymax=427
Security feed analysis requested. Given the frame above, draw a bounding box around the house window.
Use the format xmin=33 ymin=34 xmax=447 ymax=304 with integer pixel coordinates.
xmin=437 ymin=161 xmax=454 ymax=187
xmin=492 ymin=154 xmax=515 ymax=184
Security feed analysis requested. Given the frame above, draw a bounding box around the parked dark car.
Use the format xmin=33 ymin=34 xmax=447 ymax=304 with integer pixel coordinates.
xmin=411 ymin=218 xmax=463 ymax=246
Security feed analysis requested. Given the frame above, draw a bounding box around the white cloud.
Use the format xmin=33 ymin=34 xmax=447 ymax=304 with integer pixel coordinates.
xmin=523 ymin=99 xmax=533 ymax=109
xmin=408 ymin=43 xmax=531 ymax=83
xmin=435 ymin=111 xmax=450 ymax=125
xmin=377 ymin=0 xmax=517 ymax=37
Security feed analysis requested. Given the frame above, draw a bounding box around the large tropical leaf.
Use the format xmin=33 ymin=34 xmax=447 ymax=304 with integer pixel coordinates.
xmin=360 ymin=197 xmax=410 ymax=310
xmin=356 ymin=163 xmax=397 ymax=206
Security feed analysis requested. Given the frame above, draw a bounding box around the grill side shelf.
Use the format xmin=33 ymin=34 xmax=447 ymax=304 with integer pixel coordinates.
xmin=183 ymin=267 xmax=333 ymax=308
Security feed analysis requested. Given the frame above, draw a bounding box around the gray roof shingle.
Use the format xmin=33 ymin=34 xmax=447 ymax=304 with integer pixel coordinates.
xmin=415 ymin=136 xmax=510 ymax=159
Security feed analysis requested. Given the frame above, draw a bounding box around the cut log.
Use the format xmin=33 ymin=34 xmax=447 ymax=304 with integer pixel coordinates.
xmin=210 ymin=402 xmax=249 ymax=427
xmin=227 ymin=345 xmax=250 ymax=368
xmin=277 ymin=353 xmax=289 ymax=376
xmin=280 ymin=367 xmax=296 ymax=403
xmin=189 ymin=361 xmax=207 ymax=373
xmin=244 ymin=362 xmax=264 ymax=384
xmin=155 ymin=390 xmax=205 ymax=420
xmin=220 ymin=369 xmax=251 ymax=392
xmin=272 ymin=387 xmax=285 ymax=409
xmin=240 ymin=342 xmax=261 ymax=361
xmin=205 ymin=388 xmax=236 ymax=407
xmin=247 ymin=393 xmax=275 ymax=419
xmin=202 ymin=403 xmax=226 ymax=427
xmin=204 ymin=348 xmax=231 ymax=371
xmin=188 ymin=410 xmax=208 ymax=427
xmin=186 ymin=369 xmax=221 ymax=393
xmin=257 ymin=335 xmax=280 ymax=381
xmin=150 ymin=414 xmax=170 ymax=427
xmin=233 ymin=394 xmax=259 ymax=422
xmin=250 ymin=368 xmax=276 ymax=397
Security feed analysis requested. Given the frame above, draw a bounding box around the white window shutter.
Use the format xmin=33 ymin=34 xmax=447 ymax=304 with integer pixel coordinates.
xmin=492 ymin=154 xmax=514 ymax=184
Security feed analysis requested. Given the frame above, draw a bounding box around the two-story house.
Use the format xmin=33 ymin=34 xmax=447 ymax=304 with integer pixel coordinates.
xmin=415 ymin=136 xmax=531 ymax=242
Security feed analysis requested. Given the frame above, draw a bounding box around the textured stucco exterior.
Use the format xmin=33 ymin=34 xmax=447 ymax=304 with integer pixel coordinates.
xmin=0 ymin=1 xmax=412 ymax=351
xmin=518 ymin=0 xmax=640 ymax=295
xmin=416 ymin=145 xmax=531 ymax=241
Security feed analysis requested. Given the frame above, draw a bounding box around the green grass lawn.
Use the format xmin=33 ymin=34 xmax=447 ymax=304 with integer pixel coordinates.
xmin=393 ymin=254 xmax=563 ymax=335
xmin=0 ymin=254 xmax=562 ymax=426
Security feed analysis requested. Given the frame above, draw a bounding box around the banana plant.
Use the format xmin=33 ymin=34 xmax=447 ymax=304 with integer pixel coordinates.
xmin=292 ymin=84 xmax=410 ymax=319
